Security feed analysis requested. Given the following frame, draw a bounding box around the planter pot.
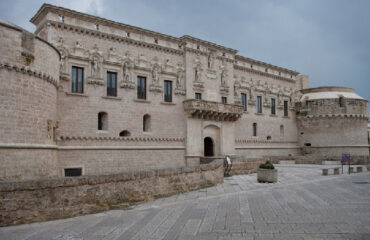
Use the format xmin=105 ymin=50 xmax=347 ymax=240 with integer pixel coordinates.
xmin=257 ymin=168 xmax=278 ymax=183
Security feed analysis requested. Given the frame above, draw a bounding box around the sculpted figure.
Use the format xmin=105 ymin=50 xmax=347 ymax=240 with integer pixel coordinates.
xmin=221 ymin=70 xmax=227 ymax=85
xmin=152 ymin=66 xmax=159 ymax=85
xmin=91 ymin=56 xmax=99 ymax=76
xmin=177 ymin=70 xmax=183 ymax=89
xmin=123 ymin=62 xmax=130 ymax=82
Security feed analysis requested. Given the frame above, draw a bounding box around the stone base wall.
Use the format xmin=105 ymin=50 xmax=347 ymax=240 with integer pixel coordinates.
xmin=267 ymin=155 xmax=369 ymax=165
xmin=0 ymin=159 xmax=223 ymax=227
xmin=229 ymin=157 xmax=266 ymax=175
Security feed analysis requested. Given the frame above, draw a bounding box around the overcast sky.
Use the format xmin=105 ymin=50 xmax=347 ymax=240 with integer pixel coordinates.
xmin=1 ymin=0 xmax=369 ymax=112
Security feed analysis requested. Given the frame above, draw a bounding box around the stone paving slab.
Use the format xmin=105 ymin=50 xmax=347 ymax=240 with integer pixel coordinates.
xmin=1 ymin=164 xmax=369 ymax=240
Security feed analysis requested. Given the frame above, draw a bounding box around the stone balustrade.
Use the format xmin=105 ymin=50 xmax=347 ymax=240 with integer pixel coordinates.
xmin=183 ymin=99 xmax=243 ymax=121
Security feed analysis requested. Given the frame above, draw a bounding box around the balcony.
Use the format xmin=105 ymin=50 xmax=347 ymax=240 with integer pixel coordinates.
xmin=183 ymin=99 xmax=243 ymax=121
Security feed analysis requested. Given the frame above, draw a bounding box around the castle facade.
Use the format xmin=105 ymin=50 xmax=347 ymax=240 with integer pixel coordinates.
xmin=0 ymin=4 xmax=368 ymax=181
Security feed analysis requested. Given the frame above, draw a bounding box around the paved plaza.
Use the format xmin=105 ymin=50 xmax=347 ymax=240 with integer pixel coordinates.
xmin=1 ymin=164 xmax=370 ymax=240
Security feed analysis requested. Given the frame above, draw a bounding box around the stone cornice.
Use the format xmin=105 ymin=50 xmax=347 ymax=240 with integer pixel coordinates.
xmin=235 ymin=55 xmax=299 ymax=75
xmin=180 ymin=35 xmax=238 ymax=54
xmin=234 ymin=65 xmax=295 ymax=83
xmin=59 ymin=136 xmax=185 ymax=142
xmin=44 ymin=21 xmax=184 ymax=56
xmin=0 ymin=62 xmax=58 ymax=88
xmin=297 ymin=114 xmax=368 ymax=120
xmin=31 ymin=4 xmax=182 ymax=44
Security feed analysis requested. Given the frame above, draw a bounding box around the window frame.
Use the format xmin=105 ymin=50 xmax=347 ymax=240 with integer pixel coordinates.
xmin=137 ymin=76 xmax=147 ymax=100
xmin=241 ymin=93 xmax=247 ymax=111
xmin=221 ymin=96 xmax=227 ymax=104
xmin=284 ymin=100 xmax=289 ymax=116
xmin=271 ymin=98 xmax=276 ymax=115
xmin=164 ymin=80 xmax=173 ymax=102
xmin=253 ymin=123 xmax=257 ymax=136
xmin=106 ymin=71 xmax=117 ymax=97
xmin=72 ymin=66 xmax=84 ymax=93
xmin=195 ymin=92 xmax=202 ymax=100
xmin=257 ymin=96 xmax=262 ymax=113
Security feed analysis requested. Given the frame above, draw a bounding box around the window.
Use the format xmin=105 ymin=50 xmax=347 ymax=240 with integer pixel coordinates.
xmin=98 ymin=112 xmax=108 ymax=130
xmin=195 ymin=93 xmax=202 ymax=100
xmin=119 ymin=130 xmax=131 ymax=137
xmin=257 ymin=96 xmax=262 ymax=113
xmin=94 ymin=23 xmax=99 ymax=30
xmin=267 ymin=136 xmax=271 ymax=140
xmin=339 ymin=97 xmax=344 ymax=107
xmin=106 ymin=71 xmax=117 ymax=97
xmin=154 ymin=38 xmax=158 ymax=44
xmin=284 ymin=100 xmax=288 ymax=116
xmin=271 ymin=98 xmax=276 ymax=115
xmin=280 ymin=125 xmax=284 ymax=138
xmin=137 ymin=76 xmax=146 ymax=99
xmin=265 ymin=68 xmax=268 ymax=73
xmin=164 ymin=80 xmax=172 ymax=102
xmin=58 ymin=15 xmax=64 ymax=22
xmin=64 ymin=168 xmax=82 ymax=177
xmin=241 ymin=93 xmax=247 ymax=111
xmin=253 ymin=123 xmax=257 ymax=136
xmin=72 ymin=66 xmax=83 ymax=93
xmin=221 ymin=97 xmax=227 ymax=104
xmin=143 ymin=114 xmax=151 ymax=132
xmin=126 ymin=32 xmax=130 ymax=37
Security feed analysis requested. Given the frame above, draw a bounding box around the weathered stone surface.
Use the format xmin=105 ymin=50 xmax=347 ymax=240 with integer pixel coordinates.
xmin=0 ymin=159 xmax=223 ymax=227
xmin=257 ymin=168 xmax=278 ymax=183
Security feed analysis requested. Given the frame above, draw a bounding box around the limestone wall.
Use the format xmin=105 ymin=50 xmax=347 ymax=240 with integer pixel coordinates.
xmin=0 ymin=21 xmax=60 ymax=180
xmin=229 ymin=157 xmax=267 ymax=175
xmin=0 ymin=159 xmax=223 ymax=226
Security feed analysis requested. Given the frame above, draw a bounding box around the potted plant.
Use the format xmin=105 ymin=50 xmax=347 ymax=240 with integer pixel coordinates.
xmin=257 ymin=160 xmax=277 ymax=183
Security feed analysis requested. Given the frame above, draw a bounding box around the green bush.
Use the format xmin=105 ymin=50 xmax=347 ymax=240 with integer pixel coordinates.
xmin=259 ymin=160 xmax=275 ymax=169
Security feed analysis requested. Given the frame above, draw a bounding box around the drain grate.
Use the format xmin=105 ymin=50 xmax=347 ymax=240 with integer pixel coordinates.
xmin=352 ymin=182 xmax=369 ymax=184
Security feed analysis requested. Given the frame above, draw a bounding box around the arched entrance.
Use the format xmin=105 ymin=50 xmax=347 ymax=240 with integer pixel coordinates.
xmin=204 ymin=137 xmax=214 ymax=156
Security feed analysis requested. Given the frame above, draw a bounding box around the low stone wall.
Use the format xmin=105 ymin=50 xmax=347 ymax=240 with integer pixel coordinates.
xmin=229 ymin=157 xmax=266 ymax=175
xmin=0 ymin=159 xmax=223 ymax=227
xmin=268 ymin=155 xmax=369 ymax=165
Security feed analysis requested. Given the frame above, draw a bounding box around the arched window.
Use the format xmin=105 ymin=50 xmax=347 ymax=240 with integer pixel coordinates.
xmin=267 ymin=136 xmax=271 ymax=140
xmin=143 ymin=114 xmax=151 ymax=132
xmin=280 ymin=125 xmax=284 ymax=138
xmin=98 ymin=112 xmax=108 ymax=130
xmin=253 ymin=123 xmax=257 ymax=136
xmin=119 ymin=130 xmax=131 ymax=137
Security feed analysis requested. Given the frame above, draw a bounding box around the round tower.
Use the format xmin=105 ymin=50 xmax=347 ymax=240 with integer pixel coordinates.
xmin=296 ymin=86 xmax=369 ymax=160
xmin=0 ymin=19 xmax=60 ymax=180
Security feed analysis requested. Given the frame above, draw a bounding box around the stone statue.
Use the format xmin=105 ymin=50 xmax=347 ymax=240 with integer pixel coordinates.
xmin=195 ymin=67 xmax=200 ymax=82
xmin=234 ymin=82 xmax=240 ymax=97
xmin=221 ymin=70 xmax=227 ymax=85
xmin=123 ymin=62 xmax=130 ymax=82
xmin=152 ymin=66 xmax=159 ymax=85
xmin=176 ymin=70 xmax=183 ymax=89
xmin=91 ymin=56 xmax=99 ymax=77
xmin=59 ymin=51 xmax=66 ymax=72
xmin=250 ymin=86 xmax=255 ymax=100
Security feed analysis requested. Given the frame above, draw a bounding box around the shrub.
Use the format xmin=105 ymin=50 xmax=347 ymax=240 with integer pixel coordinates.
xmin=259 ymin=160 xmax=275 ymax=169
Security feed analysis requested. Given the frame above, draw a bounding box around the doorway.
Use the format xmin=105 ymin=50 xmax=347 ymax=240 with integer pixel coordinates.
xmin=204 ymin=137 xmax=214 ymax=156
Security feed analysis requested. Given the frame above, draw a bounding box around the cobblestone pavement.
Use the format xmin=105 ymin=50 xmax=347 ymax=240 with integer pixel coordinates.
xmin=1 ymin=164 xmax=370 ymax=240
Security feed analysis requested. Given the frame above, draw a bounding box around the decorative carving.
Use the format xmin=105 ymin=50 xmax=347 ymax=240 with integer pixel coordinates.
xmin=149 ymin=63 xmax=162 ymax=93
xmin=175 ymin=65 xmax=186 ymax=95
xmin=120 ymin=57 xmax=135 ymax=89
xmin=183 ymin=99 xmax=243 ymax=121
xmin=107 ymin=47 xmax=121 ymax=63
xmin=234 ymin=81 xmax=241 ymax=104
xmin=87 ymin=45 xmax=104 ymax=85
xmin=193 ymin=56 xmax=204 ymax=91
xmin=56 ymin=37 xmax=69 ymax=81
xmin=47 ymin=119 xmax=59 ymax=142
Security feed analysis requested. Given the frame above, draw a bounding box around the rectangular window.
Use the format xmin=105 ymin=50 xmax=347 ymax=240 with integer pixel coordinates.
xmin=241 ymin=93 xmax=247 ymax=111
xmin=164 ymin=80 xmax=172 ymax=102
xmin=72 ymin=66 xmax=84 ymax=93
xmin=137 ymin=76 xmax=146 ymax=99
xmin=284 ymin=100 xmax=288 ymax=116
xmin=222 ymin=97 xmax=227 ymax=104
xmin=64 ymin=168 xmax=82 ymax=177
xmin=106 ymin=71 xmax=117 ymax=97
xmin=257 ymin=96 xmax=262 ymax=113
xmin=195 ymin=92 xmax=202 ymax=100
xmin=271 ymin=98 xmax=276 ymax=115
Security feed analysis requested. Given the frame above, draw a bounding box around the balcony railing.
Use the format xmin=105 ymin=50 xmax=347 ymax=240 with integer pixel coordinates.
xmin=183 ymin=99 xmax=243 ymax=121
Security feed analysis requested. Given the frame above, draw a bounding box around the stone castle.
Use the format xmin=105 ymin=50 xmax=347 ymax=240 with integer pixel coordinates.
xmin=0 ymin=4 xmax=368 ymax=181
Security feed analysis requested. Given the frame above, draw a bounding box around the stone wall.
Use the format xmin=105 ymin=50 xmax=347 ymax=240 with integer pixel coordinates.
xmin=0 ymin=159 xmax=223 ymax=227
xmin=229 ymin=157 xmax=266 ymax=175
